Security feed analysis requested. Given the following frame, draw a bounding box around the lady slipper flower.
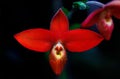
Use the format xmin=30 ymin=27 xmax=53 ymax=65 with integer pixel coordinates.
xmin=14 ymin=8 xmax=103 ymax=75
xmin=81 ymin=0 xmax=120 ymax=40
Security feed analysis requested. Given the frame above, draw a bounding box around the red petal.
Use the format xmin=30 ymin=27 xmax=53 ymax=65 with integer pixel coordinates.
xmin=63 ymin=29 xmax=104 ymax=52
xmin=50 ymin=8 xmax=69 ymax=32
xmin=97 ymin=18 xmax=114 ymax=40
xmin=14 ymin=28 xmax=53 ymax=52
xmin=105 ymin=0 xmax=120 ymax=19
xmin=81 ymin=8 xmax=103 ymax=28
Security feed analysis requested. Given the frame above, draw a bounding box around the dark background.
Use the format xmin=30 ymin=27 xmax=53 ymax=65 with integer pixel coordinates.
xmin=1 ymin=0 xmax=120 ymax=79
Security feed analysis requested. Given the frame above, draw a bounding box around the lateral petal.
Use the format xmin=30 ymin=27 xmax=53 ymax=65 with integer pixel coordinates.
xmin=63 ymin=29 xmax=104 ymax=52
xmin=14 ymin=28 xmax=53 ymax=52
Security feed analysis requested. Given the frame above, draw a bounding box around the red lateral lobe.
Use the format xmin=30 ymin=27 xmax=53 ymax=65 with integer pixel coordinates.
xmin=50 ymin=8 xmax=69 ymax=32
xmin=81 ymin=8 xmax=103 ymax=28
xmin=63 ymin=29 xmax=104 ymax=52
xmin=14 ymin=28 xmax=53 ymax=52
xmin=105 ymin=0 xmax=120 ymax=19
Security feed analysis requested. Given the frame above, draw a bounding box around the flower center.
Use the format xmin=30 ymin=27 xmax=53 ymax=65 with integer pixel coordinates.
xmin=101 ymin=11 xmax=112 ymax=27
xmin=55 ymin=46 xmax=63 ymax=55
xmin=51 ymin=42 xmax=65 ymax=59
xmin=105 ymin=18 xmax=112 ymax=26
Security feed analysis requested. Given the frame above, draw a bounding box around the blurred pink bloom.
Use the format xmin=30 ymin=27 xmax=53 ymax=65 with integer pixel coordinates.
xmin=82 ymin=0 xmax=120 ymax=40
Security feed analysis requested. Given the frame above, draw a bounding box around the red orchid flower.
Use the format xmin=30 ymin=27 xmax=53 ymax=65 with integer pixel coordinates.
xmin=14 ymin=8 xmax=103 ymax=75
xmin=81 ymin=0 xmax=120 ymax=40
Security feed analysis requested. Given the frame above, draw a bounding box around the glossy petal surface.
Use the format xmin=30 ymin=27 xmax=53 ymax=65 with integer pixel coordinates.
xmin=50 ymin=9 xmax=69 ymax=32
xmin=63 ymin=29 xmax=104 ymax=52
xmin=14 ymin=28 xmax=53 ymax=52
